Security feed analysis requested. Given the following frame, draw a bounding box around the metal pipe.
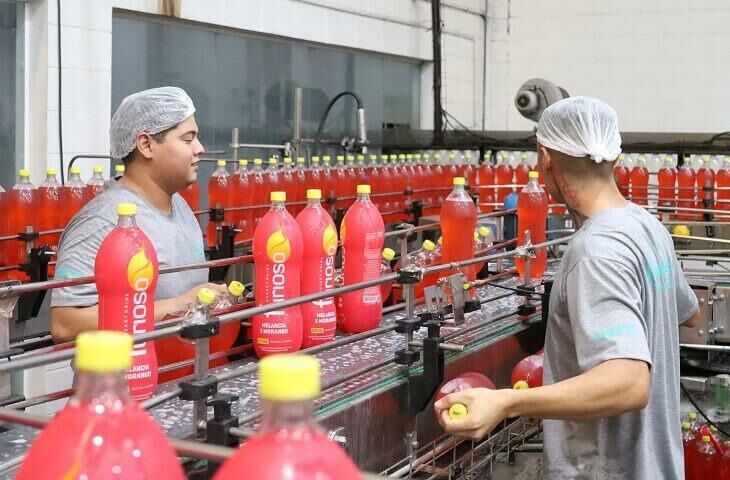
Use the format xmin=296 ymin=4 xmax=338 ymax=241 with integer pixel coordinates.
xmin=230 ymin=142 xmax=287 ymax=150
xmin=680 ymin=344 xmax=730 ymax=352
xmin=140 ymin=387 xmax=183 ymax=410
xmin=6 ymin=388 xmax=74 ymax=410
xmin=231 ymin=128 xmax=239 ymax=169
xmin=672 ymin=234 xmax=730 ymax=245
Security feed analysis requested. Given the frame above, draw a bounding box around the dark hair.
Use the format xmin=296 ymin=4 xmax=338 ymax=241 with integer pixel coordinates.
xmin=120 ymin=127 xmax=175 ymax=165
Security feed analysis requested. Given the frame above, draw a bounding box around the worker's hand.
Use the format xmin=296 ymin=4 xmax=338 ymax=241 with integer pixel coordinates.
xmin=177 ymin=282 xmax=228 ymax=306
xmin=434 ymin=388 xmax=513 ymax=441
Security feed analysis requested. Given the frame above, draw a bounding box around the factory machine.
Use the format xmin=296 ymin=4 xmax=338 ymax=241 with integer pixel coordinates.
xmin=2 ymin=84 xmax=730 ymax=476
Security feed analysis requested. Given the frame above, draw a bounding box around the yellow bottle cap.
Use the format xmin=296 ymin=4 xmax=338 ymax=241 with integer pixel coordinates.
xmin=117 ymin=203 xmax=137 ymax=216
xmin=424 ymin=154 xmax=430 ymax=160
xmin=465 ymin=152 xmax=472 ymax=158
xmin=217 ymin=160 xmax=227 ymax=167
xmin=45 ymin=167 xmax=57 ymax=175
xmin=93 ymin=165 xmax=103 ymax=173
xmin=389 ymin=154 xmax=397 ymax=160
xmin=259 ymin=354 xmax=320 ymax=401
xmin=306 ymin=189 xmax=322 ymax=200
xmin=323 ymin=155 xmax=331 ymax=162
xmin=283 ymin=157 xmax=292 ymax=164
xmin=682 ymin=422 xmax=691 ymax=430
xmin=521 ymin=152 xmax=528 ymax=159
xmin=513 ymin=380 xmax=530 ymax=389
xmin=115 ymin=165 xmax=125 ymax=173
xmin=337 ymin=155 xmax=345 ymax=161
xmin=357 ymin=154 xmax=365 ymax=161
xmin=448 ymin=153 xmax=456 ymax=159
xmin=239 ymin=159 xmax=248 ymax=166
xmin=406 ymin=154 xmax=413 ymax=160
xmin=711 ymin=425 xmax=718 ymax=433
xmin=69 ymin=166 xmax=82 ymax=174
xmin=434 ymin=153 xmax=441 ymax=159
xmin=369 ymin=154 xmax=377 ymax=161
xmin=312 ymin=156 xmax=320 ymax=163
xmin=357 ymin=184 xmax=371 ymax=194
xmin=528 ymin=171 xmax=539 ymax=179
xmin=268 ymin=158 xmax=278 ymax=165
xmin=448 ymin=403 xmax=468 ymax=420
xmin=689 ymin=412 xmax=697 ymax=420
xmin=18 ymin=169 xmax=30 ymax=177
xmin=672 ymin=225 xmax=690 ymax=237
xmin=423 ymin=240 xmax=435 ymax=251
xmin=228 ymin=281 xmax=245 ymax=297
xmin=254 ymin=158 xmax=263 ymax=165
xmin=398 ymin=154 xmax=406 ymax=160
xmin=76 ymin=331 xmax=133 ymax=373
xmin=380 ymin=154 xmax=388 ymax=161
xmin=197 ymin=287 xmax=216 ymax=305
xmin=478 ymin=226 xmax=491 ymax=236
xmin=347 ymin=155 xmax=355 ymax=162
xmin=453 ymin=177 xmax=466 ymax=186
xmin=702 ymin=435 xmax=711 ymax=443
xmin=270 ymin=191 xmax=286 ymax=202
xmin=382 ymin=248 xmax=396 ymax=261
xmin=297 ymin=157 xmax=306 ymax=164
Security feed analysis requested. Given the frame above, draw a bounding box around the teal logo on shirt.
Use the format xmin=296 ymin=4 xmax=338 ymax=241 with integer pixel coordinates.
xmin=54 ymin=266 xmax=83 ymax=279
xmin=647 ymin=260 xmax=675 ymax=293
xmin=594 ymin=322 xmax=638 ymax=342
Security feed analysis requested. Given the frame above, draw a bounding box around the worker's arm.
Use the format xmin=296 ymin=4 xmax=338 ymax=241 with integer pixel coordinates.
xmin=681 ymin=308 xmax=702 ymax=328
xmin=50 ymin=282 xmax=227 ymax=343
xmin=435 ymin=358 xmax=649 ymax=440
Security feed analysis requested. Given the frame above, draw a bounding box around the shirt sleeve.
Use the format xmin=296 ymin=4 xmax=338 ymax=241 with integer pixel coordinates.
xmin=50 ymin=215 xmax=115 ymax=308
xmin=675 ymin=262 xmax=699 ymax=324
xmin=565 ymin=257 xmax=652 ymax=372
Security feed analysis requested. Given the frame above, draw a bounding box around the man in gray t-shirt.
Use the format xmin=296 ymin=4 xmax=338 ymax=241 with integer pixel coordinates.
xmin=434 ymin=97 xmax=700 ymax=479
xmin=51 ymin=87 xmax=226 ymax=343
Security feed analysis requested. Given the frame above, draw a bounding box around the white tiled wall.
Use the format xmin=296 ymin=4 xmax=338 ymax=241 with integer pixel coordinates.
xmin=484 ymin=0 xmax=730 ymax=133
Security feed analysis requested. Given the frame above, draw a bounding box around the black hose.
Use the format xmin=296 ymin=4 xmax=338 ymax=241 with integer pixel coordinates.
xmin=313 ymin=91 xmax=364 ymax=154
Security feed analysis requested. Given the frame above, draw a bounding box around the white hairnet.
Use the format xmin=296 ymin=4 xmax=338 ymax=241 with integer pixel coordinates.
xmin=536 ymin=96 xmax=622 ymax=163
xmin=110 ymin=86 xmax=196 ymax=160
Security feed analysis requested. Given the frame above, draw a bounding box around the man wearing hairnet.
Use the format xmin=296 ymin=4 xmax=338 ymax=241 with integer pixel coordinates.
xmin=436 ymin=97 xmax=700 ymax=478
xmin=50 ymin=87 xmax=226 ymax=343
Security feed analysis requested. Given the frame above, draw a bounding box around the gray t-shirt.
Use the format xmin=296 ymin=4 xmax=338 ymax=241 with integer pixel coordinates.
xmin=51 ymin=179 xmax=207 ymax=307
xmin=543 ymin=202 xmax=697 ymax=480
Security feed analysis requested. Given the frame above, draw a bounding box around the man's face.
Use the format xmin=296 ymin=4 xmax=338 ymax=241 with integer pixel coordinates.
xmin=150 ymin=115 xmax=204 ymax=193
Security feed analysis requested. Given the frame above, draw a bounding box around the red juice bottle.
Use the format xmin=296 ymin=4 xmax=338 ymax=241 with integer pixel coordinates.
xmin=630 ymin=156 xmax=650 ymax=205
xmin=718 ymin=157 xmax=730 ymax=219
xmin=480 ymin=153 xmax=496 ymax=214
xmin=356 ymin=154 xmax=369 ymax=185
xmin=339 ymin=185 xmax=385 ymax=333
xmin=334 ymin=155 xmax=348 ymax=210
xmin=440 ymin=177 xmax=478 ymax=282
xmin=207 ymin=160 xmax=231 ymax=247
xmin=0 ymin=185 xmax=6 ymax=280
xmin=250 ymin=158 xmax=266 ymax=230
xmin=252 ymin=191 xmax=303 ymax=356
xmin=682 ymin=422 xmax=696 ymax=480
xmin=515 ymin=152 xmax=531 ymax=186
xmin=431 ymin=154 xmax=445 ymax=216
xmin=296 ymin=189 xmax=337 ymax=348
xmin=281 ymin=157 xmax=297 ymax=216
xmin=696 ymin=155 xmax=716 ymax=212
xmin=213 ymin=355 xmax=360 ymax=480
xmin=495 ymin=154 xmax=514 ymax=204
xmin=87 ymin=165 xmax=106 ymax=198
xmin=95 ymin=203 xmax=159 ymax=401
xmin=321 ymin=155 xmax=336 ymax=202
xmin=309 ymin=156 xmax=324 ymax=193
xmin=7 ymin=169 xmax=38 ymax=281
xmin=614 ymin=156 xmax=630 ymax=197
xmin=369 ymin=154 xmax=382 ymax=208
xmin=265 ymin=157 xmax=282 ymax=210
xmin=678 ymin=161 xmax=697 ymax=220
xmin=15 ymin=331 xmax=184 ymax=480
xmin=694 ymin=435 xmax=720 ymax=478
xmin=231 ymin=159 xmax=253 ymax=238
xmin=446 ymin=153 xmax=460 ymax=188
xmin=721 ymin=440 xmax=730 ymax=480
xmin=511 ymin=352 xmax=544 ymax=389
xmin=516 ymin=171 xmax=548 ymax=284
xmin=658 ymin=156 xmax=677 ymax=210
xmin=435 ymin=372 xmax=496 ymax=420
xmin=38 ymin=168 xmax=62 ymax=272
xmin=64 ymin=166 xmax=89 ymax=225
xmin=294 ymin=157 xmax=308 ymax=215
xmin=345 ymin=155 xmax=358 ymax=204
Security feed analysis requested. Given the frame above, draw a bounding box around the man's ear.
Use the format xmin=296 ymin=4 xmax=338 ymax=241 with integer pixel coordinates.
xmin=537 ymin=145 xmax=552 ymax=172
xmin=136 ymin=132 xmax=154 ymax=160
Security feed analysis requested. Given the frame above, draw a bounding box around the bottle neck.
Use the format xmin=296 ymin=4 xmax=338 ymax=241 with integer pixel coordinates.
xmin=69 ymin=173 xmax=82 ymax=182
xmin=357 ymin=193 xmax=371 ymax=203
xmin=92 ymin=172 xmax=104 ymax=179
xmin=453 ymin=184 xmax=466 ymax=194
xmin=73 ymin=369 xmax=131 ymax=405
xmin=259 ymin=399 xmax=317 ymax=433
xmin=44 ymin=174 xmax=58 ymax=184
xmin=270 ymin=200 xmax=287 ymax=211
xmin=306 ymin=198 xmax=321 ymax=208
xmin=117 ymin=214 xmax=137 ymax=227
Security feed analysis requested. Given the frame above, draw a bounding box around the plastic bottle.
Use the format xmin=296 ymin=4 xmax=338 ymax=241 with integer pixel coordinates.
xmin=614 ymin=155 xmax=631 ymax=197
xmin=440 ymin=177 xmax=478 ymax=284
xmin=658 ymin=156 xmax=677 ymax=210
xmin=435 ymin=372 xmax=496 ymax=419
xmin=308 ymin=156 xmax=324 ymax=193
xmin=689 ymin=412 xmax=702 ymax=439
xmin=718 ymin=157 xmax=730 ymax=220
xmin=296 ymin=189 xmax=338 ymax=348
xmin=207 ymin=160 xmax=231 ymax=248
xmin=38 ymin=168 xmax=62 ymax=272
xmin=64 ymin=166 xmax=89 ymax=225
xmin=678 ymin=160 xmax=697 ymax=220
xmin=281 ymin=157 xmax=296 ymax=207
xmin=345 ymin=155 xmax=358 ymax=204
xmin=630 ymin=156 xmax=649 ymax=205
xmin=95 ymin=203 xmax=158 ymax=400
xmin=252 ymin=191 xmax=304 ymax=356
xmin=213 ymin=280 xmax=245 ymax=312
xmin=682 ymin=422 xmax=696 ymax=480
xmin=213 ymin=354 xmax=361 ymax=480
xmin=87 ymin=165 xmax=106 ymax=198
xmin=339 ymin=185 xmax=385 ymax=333
xmin=721 ymin=440 xmax=730 ymax=480
xmin=249 ymin=158 xmax=266 ymax=228
xmin=334 ymin=155 xmax=349 ymax=209
xmin=0 ymin=185 xmax=6 ymax=280
xmin=15 ymin=331 xmax=184 ymax=480
xmin=515 ymin=152 xmax=531 ymax=186
xmin=516 ymin=171 xmax=548 ymax=284
xmin=474 ymin=226 xmax=494 ymax=275
xmin=321 ymin=155 xmax=336 ymax=202
xmin=356 ymin=154 xmax=369 ymax=185
xmin=511 ymin=352 xmax=544 ymax=389
xmin=696 ymin=155 xmax=716 ymax=212
xmin=7 ymin=170 xmax=38 ymax=281
xmin=294 ymin=157 xmax=308 ymax=215
xmin=694 ymin=435 xmax=720 ymax=477
xmin=265 ymin=157 xmax=282 ymax=214
xmin=479 ymin=154 xmax=496 ymax=214
xmin=413 ymin=239 xmax=437 ymax=300
xmin=369 ymin=154 xmax=382 ymax=208
xmin=495 ymin=154 xmax=515 ymax=204
xmin=231 ymin=159 xmax=253 ymax=238
xmin=180 ymin=287 xmax=216 ymax=344
xmin=380 ymin=248 xmax=396 ymax=303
